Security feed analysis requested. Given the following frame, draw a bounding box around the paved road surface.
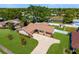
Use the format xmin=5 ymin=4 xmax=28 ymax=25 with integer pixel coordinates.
xmin=31 ymin=33 xmax=60 ymax=54
xmin=0 ymin=52 xmax=2 ymax=54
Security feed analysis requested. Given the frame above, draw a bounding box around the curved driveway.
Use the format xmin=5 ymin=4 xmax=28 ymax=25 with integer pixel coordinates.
xmin=31 ymin=33 xmax=60 ymax=54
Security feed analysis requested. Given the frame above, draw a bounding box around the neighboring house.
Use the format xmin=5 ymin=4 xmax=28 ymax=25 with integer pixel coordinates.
xmin=70 ymin=31 xmax=79 ymax=49
xmin=6 ymin=19 xmax=21 ymax=29
xmin=0 ymin=17 xmax=6 ymax=27
xmin=0 ymin=22 xmax=7 ymax=27
xmin=73 ymin=19 xmax=79 ymax=27
xmin=6 ymin=19 xmax=20 ymax=25
xmin=19 ymin=23 xmax=53 ymax=37
xmin=0 ymin=19 xmax=21 ymax=29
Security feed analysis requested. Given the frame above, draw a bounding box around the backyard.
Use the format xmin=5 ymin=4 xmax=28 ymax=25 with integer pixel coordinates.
xmin=0 ymin=29 xmax=38 ymax=54
xmin=47 ymin=32 xmax=70 ymax=54
xmin=51 ymin=25 xmax=77 ymax=32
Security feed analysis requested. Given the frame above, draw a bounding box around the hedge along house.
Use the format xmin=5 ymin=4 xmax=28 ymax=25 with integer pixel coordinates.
xmin=19 ymin=23 xmax=53 ymax=37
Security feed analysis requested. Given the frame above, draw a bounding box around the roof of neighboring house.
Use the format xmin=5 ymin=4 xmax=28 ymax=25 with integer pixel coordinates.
xmin=0 ymin=21 xmax=6 ymax=25
xmin=22 ymin=23 xmax=53 ymax=36
xmin=5 ymin=19 xmax=20 ymax=26
xmin=6 ymin=19 xmax=20 ymax=23
xmin=72 ymin=31 xmax=79 ymax=48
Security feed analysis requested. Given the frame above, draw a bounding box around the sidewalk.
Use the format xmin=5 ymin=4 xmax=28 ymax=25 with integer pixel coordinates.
xmin=0 ymin=45 xmax=13 ymax=54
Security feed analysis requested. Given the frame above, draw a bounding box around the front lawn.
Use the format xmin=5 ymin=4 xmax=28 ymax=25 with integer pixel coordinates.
xmin=47 ymin=32 xmax=69 ymax=54
xmin=0 ymin=29 xmax=38 ymax=54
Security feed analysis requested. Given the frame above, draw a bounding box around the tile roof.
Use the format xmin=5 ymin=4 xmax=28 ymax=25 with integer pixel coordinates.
xmin=72 ymin=31 xmax=79 ymax=48
xmin=0 ymin=21 xmax=6 ymax=25
xmin=22 ymin=23 xmax=53 ymax=36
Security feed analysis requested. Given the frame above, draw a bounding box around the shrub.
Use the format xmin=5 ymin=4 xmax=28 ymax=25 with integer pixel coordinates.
xmin=7 ymin=34 xmax=13 ymax=40
xmin=64 ymin=48 xmax=71 ymax=54
xmin=20 ymin=36 xmax=27 ymax=46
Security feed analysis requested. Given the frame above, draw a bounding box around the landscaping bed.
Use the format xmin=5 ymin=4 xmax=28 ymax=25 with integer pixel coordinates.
xmin=0 ymin=29 xmax=38 ymax=54
xmin=47 ymin=32 xmax=69 ymax=54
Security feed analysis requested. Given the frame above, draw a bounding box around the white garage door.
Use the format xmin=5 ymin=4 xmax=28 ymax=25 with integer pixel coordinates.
xmin=19 ymin=30 xmax=28 ymax=36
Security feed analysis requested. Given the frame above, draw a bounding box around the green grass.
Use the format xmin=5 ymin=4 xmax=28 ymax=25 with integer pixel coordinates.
xmin=52 ymin=22 xmax=63 ymax=24
xmin=0 ymin=29 xmax=38 ymax=54
xmin=47 ymin=32 xmax=69 ymax=54
xmin=76 ymin=49 xmax=79 ymax=54
xmin=51 ymin=25 xmax=77 ymax=32
xmin=64 ymin=27 xmax=77 ymax=32
xmin=51 ymin=25 xmax=64 ymax=30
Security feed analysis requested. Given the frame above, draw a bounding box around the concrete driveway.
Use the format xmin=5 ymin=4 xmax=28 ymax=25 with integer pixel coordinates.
xmin=31 ymin=33 xmax=60 ymax=54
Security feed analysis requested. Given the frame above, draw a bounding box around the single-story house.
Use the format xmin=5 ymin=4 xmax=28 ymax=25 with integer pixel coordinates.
xmin=5 ymin=19 xmax=21 ymax=29
xmin=0 ymin=19 xmax=21 ymax=29
xmin=19 ymin=23 xmax=53 ymax=37
xmin=6 ymin=19 xmax=20 ymax=26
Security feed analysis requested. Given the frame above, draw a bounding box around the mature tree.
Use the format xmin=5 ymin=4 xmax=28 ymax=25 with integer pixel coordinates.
xmin=63 ymin=9 xmax=75 ymax=23
xmin=1 ymin=8 xmax=79 ymax=24
xmin=0 ymin=8 xmax=26 ymax=20
xmin=26 ymin=5 xmax=51 ymax=22
xmin=63 ymin=14 xmax=74 ymax=23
